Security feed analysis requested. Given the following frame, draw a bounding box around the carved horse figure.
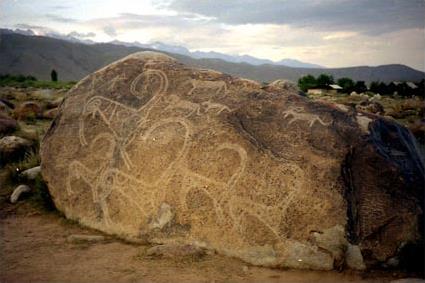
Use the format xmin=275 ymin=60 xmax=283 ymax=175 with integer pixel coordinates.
xmin=78 ymin=69 xmax=169 ymax=169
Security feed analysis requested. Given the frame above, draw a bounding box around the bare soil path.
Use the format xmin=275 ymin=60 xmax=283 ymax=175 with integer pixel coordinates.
xmin=0 ymin=199 xmax=414 ymax=283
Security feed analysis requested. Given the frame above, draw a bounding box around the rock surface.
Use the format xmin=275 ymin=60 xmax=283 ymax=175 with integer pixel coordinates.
xmin=41 ymin=51 xmax=424 ymax=270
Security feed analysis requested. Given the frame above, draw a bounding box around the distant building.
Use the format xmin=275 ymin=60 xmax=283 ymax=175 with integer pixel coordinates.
xmin=307 ymin=84 xmax=343 ymax=95
xmin=329 ymin=84 xmax=343 ymax=90
xmin=307 ymin=89 xmax=324 ymax=95
xmin=391 ymin=81 xmax=418 ymax=89
xmin=406 ymin=82 xmax=418 ymax=89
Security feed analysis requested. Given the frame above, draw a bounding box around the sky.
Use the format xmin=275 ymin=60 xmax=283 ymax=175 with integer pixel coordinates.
xmin=1 ymin=0 xmax=424 ymax=70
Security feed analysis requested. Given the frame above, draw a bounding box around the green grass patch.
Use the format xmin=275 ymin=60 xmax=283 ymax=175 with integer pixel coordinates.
xmin=0 ymin=74 xmax=76 ymax=90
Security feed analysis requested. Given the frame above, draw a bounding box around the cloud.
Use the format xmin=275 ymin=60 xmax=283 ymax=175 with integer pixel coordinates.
xmin=88 ymin=12 xmax=213 ymax=30
xmin=167 ymin=0 xmax=425 ymax=35
xmin=14 ymin=23 xmax=55 ymax=35
xmin=103 ymin=26 xmax=117 ymax=37
xmin=50 ymin=4 xmax=70 ymax=10
xmin=67 ymin=31 xmax=96 ymax=38
xmin=45 ymin=13 xmax=78 ymax=23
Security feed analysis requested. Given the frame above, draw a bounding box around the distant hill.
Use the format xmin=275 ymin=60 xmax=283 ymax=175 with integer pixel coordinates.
xmin=0 ymin=33 xmax=424 ymax=84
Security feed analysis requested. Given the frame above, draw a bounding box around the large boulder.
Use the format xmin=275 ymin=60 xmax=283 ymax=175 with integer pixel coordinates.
xmin=40 ymin=52 xmax=424 ymax=270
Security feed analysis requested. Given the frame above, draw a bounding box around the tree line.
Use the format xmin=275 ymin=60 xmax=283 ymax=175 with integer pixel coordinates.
xmin=298 ymin=74 xmax=424 ymax=97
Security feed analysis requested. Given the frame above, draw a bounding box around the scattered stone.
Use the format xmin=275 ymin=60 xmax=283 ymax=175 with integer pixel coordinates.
xmin=42 ymin=108 xmax=59 ymax=119
xmin=390 ymin=279 xmax=425 ymax=283
xmin=67 ymin=234 xmax=105 ymax=243
xmin=345 ymin=244 xmax=366 ymax=271
xmin=40 ymin=51 xmax=424 ymax=270
xmin=386 ymin=257 xmax=400 ymax=267
xmin=10 ymin=184 xmax=31 ymax=204
xmin=148 ymin=203 xmax=175 ymax=230
xmin=0 ymin=98 xmax=15 ymax=109
xmin=310 ymin=225 xmax=347 ymax=265
xmin=21 ymin=166 xmax=41 ymax=180
xmin=47 ymin=97 xmax=64 ymax=109
xmin=356 ymin=101 xmax=384 ymax=114
xmin=268 ymin=79 xmax=301 ymax=95
xmin=370 ymin=93 xmax=382 ymax=101
xmin=0 ymin=135 xmax=32 ymax=165
xmin=0 ymin=100 xmax=13 ymax=115
xmin=13 ymin=101 xmax=42 ymax=120
xmin=146 ymin=243 xmax=207 ymax=260
xmin=0 ymin=113 xmax=17 ymax=135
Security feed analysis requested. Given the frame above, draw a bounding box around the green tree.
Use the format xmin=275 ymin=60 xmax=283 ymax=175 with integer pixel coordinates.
xmin=50 ymin=69 xmax=58 ymax=82
xmin=316 ymin=74 xmax=334 ymax=88
xmin=298 ymin=75 xmax=317 ymax=92
xmin=337 ymin=77 xmax=354 ymax=93
xmin=353 ymin=81 xmax=367 ymax=93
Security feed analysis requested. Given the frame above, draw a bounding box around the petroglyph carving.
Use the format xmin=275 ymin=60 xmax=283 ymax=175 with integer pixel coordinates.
xmin=201 ymin=100 xmax=232 ymax=115
xmin=165 ymin=94 xmax=201 ymax=117
xmin=188 ymin=79 xmax=227 ymax=96
xmin=107 ymin=73 xmax=127 ymax=90
xmin=79 ymin=69 xmax=169 ymax=151
xmin=282 ymin=107 xmax=331 ymax=128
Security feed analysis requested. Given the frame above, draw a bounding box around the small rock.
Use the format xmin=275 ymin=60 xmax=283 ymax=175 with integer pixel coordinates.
xmin=10 ymin=185 xmax=31 ymax=203
xmin=42 ymin=108 xmax=59 ymax=119
xmin=67 ymin=234 xmax=105 ymax=243
xmin=269 ymin=79 xmax=300 ymax=93
xmin=21 ymin=166 xmax=41 ymax=180
xmin=345 ymin=244 xmax=366 ymax=270
xmin=390 ymin=279 xmax=425 ymax=283
xmin=0 ymin=98 xmax=15 ymax=109
xmin=242 ymin=265 xmax=249 ymax=273
xmin=386 ymin=256 xmax=400 ymax=267
xmin=13 ymin=101 xmax=42 ymax=120
xmin=0 ymin=113 xmax=17 ymax=135
xmin=146 ymin=243 xmax=207 ymax=259
xmin=0 ymin=135 xmax=33 ymax=165
xmin=310 ymin=225 xmax=347 ymax=264
xmin=148 ymin=203 xmax=174 ymax=230
xmin=0 ymin=100 xmax=13 ymax=115
xmin=46 ymin=97 xmax=64 ymax=109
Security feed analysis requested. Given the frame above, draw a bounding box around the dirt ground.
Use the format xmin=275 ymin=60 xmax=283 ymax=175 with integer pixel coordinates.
xmin=0 ymin=198 xmax=419 ymax=283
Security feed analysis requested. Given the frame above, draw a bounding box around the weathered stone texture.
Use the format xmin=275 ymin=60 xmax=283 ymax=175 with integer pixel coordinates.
xmin=41 ymin=52 xmax=424 ymax=270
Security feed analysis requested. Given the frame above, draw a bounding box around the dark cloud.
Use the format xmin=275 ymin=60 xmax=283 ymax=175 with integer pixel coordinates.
xmin=45 ymin=13 xmax=78 ymax=23
xmin=168 ymin=0 xmax=425 ymax=35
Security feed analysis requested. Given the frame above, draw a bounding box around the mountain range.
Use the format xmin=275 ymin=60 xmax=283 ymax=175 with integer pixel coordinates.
xmin=109 ymin=39 xmax=324 ymax=68
xmin=0 ymin=30 xmax=424 ymax=84
xmin=1 ymin=29 xmax=325 ymax=68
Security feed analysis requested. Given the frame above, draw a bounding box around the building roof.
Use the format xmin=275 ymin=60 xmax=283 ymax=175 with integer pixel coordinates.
xmin=406 ymin=82 xmax=418 ymax=89
xmin=329 ymin=84 xmax=343 ymax=90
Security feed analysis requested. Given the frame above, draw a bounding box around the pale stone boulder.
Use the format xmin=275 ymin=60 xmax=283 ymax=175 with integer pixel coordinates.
xmin=10 ymin=184 xmax=31 ymax=203
xmin=21 ymin=166 xmax=41 ymax=180
xmin=40 ymin=51 xmax=424 ymax=270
